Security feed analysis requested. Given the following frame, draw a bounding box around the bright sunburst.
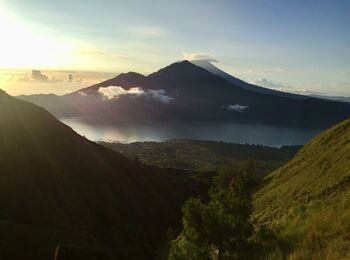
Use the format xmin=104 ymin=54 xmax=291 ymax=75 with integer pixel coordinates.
xmin=0 ymin=8 xmax=73 ymax=69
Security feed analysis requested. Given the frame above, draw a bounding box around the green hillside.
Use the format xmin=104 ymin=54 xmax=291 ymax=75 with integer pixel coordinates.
xmin=254 ymin=117 xmax=350 ymax=258
xmin=0 ymin=90 xmax=203 ymax=259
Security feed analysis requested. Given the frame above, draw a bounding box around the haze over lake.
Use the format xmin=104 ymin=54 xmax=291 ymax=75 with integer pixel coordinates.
xmin=61 ymin=118 xmax=322 ymax=146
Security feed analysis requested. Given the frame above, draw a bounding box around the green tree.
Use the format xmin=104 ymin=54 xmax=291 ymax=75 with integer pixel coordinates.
xmin=169 ymin=164 xmax=257 ymax=260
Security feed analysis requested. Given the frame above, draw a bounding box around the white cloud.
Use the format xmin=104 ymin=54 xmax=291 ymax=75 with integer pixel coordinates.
xmin=227 ymin=104 xmax=249 ymax=112
xmin=250 ymin=78 xmax=326 ymax=95
xmin=250 ymin=78 xmax=285 ymax=89
xmin=147 ymin=89 xmax=175 ymax=103
xmin=182 ymin=52 xmax=218 ymax=62
xmin=98 ymin=86 xmax=144 ymax=100
xmin=98 ymin=86 xmax=174 ymax=103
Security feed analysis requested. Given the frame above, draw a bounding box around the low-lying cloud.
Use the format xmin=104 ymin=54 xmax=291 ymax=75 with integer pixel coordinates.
xmin=227 ymin=104 xmax=249 ymax=112
xmin=17 ymin=70 xmax=76 ymax=83
xmin=251 ymin=78 xmax=327 ymax=95
xmin=98 ymin=86 xmax=144 ymax=100
xmin=98 ymin=86 xmax=174 ymax=104
xmin=68 ymin=74 xmax=73 ymax=83
xmin=146 ymin=89 xmax=175 ymax=103
xmin=251 ymin=78 xmax=285 ymax=89
xmin=31 ymin=70 xmax=49 ymax=82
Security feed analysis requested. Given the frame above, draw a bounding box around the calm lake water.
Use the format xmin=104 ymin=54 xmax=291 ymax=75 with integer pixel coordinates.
xmin=60 ymin=118 xmax=323 ymax=147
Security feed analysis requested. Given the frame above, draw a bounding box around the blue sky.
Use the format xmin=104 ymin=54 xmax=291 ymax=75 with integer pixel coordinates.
xmin=0 ymin=0 xmax=349 ymax=96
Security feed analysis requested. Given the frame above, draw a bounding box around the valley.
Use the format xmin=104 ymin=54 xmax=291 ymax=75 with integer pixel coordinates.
xmin=1 ymin=1 xmax=349 ymax=259
xmin=1 ymin=86 xmax=350 ymax=259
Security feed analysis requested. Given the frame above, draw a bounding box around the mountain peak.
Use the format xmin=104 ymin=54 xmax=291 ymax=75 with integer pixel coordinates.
xmin=148 ymin=60 xmax=214 ymax=80
xmin=116 ymin=71 xmax=146 ymax=80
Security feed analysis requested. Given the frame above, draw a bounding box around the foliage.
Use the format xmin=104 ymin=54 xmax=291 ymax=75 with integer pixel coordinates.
xmin=100 ymin=139 xmax=299 ymax=173
xmin=168 ymin=162 xmax=278 ymax=259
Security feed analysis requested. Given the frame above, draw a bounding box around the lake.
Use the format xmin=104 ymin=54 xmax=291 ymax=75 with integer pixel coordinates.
xmin=60 ymin=118 xmax=323 ymax=147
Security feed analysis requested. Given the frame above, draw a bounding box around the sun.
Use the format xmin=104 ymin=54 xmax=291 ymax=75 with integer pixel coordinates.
xmin=0 ymin=9 xmax=73 ymax=69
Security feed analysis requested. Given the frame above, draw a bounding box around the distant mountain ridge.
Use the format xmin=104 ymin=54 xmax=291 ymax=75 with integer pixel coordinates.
xmin=310 ymin=94 xmax=350 ymax=103
xmin=18 ymin=60 xmax=350 ymax=128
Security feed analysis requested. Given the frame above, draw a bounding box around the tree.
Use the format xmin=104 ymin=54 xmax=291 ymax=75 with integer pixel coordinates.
xmin=169 ymin=165 xmax=256 ymax=260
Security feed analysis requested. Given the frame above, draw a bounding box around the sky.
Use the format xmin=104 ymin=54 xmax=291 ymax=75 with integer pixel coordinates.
xmin=0 ymin=0 xmax=349 ymax=96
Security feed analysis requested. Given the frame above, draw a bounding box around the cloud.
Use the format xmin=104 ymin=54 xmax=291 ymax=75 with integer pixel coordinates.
xmin=182 ymin=52 xmax=218 ymax=62
xmin=68 ymin=74 xmax=73 ymax=83
xmin=226 ymin=104 xmax=249 ymax=112
xmin=146 ymin=89 xmax=175 ymax=103
xmin=98 ymin=86 xmax=144 ymax=100
xmin=98 ymin=86 xmax=174 ymax=104
xmin=250 ymin=78 xmax=285 ymax=89
xmin=17 ymin=74 xmax=31 ymax=82
xmin=17 ymin=70 xmax=70 ymax=83
xmin=31 ymin=70 xmax=49 ymax=82
xmin=49 ymin=77 xmax=63 ymax=83
xmin=250 ymin=78 xmax=327 ymax=95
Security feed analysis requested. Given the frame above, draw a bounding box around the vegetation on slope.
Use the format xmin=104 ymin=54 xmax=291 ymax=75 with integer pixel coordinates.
xmin=4 ymin=86 xmax=349 ymax=259
xmin=0 ymin=90 xmax=205 ymax=259
xmin=100 ymin=140 xmax=300 ymax=172
xmin=254 ymin=117 xmax=350 ymax=259
xmin=164 ymin=118 xmax=350 ymax=259
xmin=168 ymin=162 xmax=278 ymax=259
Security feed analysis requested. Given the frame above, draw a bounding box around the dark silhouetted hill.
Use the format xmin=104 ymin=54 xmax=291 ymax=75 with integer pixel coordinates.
xmin=0 ymin=90 xmax=203 ymax=259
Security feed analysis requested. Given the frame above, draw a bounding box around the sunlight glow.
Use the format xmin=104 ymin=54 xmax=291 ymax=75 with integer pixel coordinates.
xmin=0 ymin=9 xmax=74 ymax=69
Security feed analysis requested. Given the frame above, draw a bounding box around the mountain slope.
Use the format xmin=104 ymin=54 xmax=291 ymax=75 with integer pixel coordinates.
xmin=253 ymin=117 xmax=350 ymax=258
xmin=310 ymin=94 xmax=350 ymax=103
xmin=190 ymin=59 xmax=307 ymax=99
xmin=190 ymin=60 xmax=252 ymax=89
xmin=18 ymin=60 xmax=350 ymax=128
xmin=0 ymin=90 xmax=202 ymax=259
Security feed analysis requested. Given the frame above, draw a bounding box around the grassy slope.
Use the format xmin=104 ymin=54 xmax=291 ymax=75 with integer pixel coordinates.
xmin=253 ymin=118 xmax=350 ymax=259
xmin=0 ymin=91 xmax=203 ymax=259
